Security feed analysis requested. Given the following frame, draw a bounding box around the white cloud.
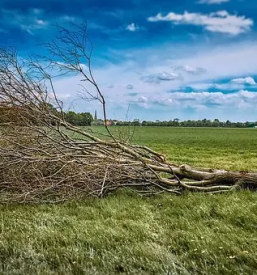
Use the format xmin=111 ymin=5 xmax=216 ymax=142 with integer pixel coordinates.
xmin=138 ymin=96 xmax=148 ymax=103
xmin=148 ymin=10 xmax=253 ymax=35
xmin=239 ymin=90 xmax=257 ymax=99
xmin=61 ymin=15 xmax=77 ymax=22
xmin=198 ymin=0 xmax=231 ymax=4
xmin=187 ymin=82 xmax=244 ymax=91
xmin=231 ymin=77 xmax=256 ymax=85
xmin=141 ymin=72 xmax=182 ymax=83
xmin=0 ymin=9 xmax=48 ymax=34
xmin=36 ymin=19 xmax=47 ymax=25
xmin=32 ymin=8 xmax=43 ymax=15
xmin=175 ymin=65 xmax=206 ymax=75
xmin=126 ymin=84 xmax=134 ymax=90
xmin=126 ymin=23 xmax=139 ymax=32
xmin=186 ymin=77 xmax=257 ymax=92
xmin=133 ymin=90 xmax=257 ymax=110
xmin=173 ymin=42 xmax=257 ymax=80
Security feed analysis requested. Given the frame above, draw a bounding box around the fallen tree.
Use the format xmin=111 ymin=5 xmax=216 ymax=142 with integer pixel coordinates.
xmin=0 ymin=24 xmax=256 ymax=203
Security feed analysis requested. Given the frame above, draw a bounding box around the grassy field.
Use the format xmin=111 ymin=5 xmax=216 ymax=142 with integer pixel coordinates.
xmin=131 ymin=127 xmax=257 ymax=171
xmin=0 ymin=127 xmax=257 ymax=274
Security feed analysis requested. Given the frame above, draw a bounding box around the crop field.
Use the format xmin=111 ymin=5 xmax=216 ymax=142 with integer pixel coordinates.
xmin=0 ymin=127 xmax=256 ymax=274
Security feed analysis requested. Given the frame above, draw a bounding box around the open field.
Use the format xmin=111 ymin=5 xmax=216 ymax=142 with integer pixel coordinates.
xmin=0 ymin=127 xmax=257 ymax=274
xmin=125 ymin=126 xmax=257 ymax=171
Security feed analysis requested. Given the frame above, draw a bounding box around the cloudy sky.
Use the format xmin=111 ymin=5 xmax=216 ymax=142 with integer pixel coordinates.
xmin=0 ymin=0 xmax=257 ymax=121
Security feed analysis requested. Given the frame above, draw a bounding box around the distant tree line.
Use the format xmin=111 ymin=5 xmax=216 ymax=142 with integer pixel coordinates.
xmin=116 ymin=118 xmax=257 ymax=128
xmin=0 ymin=105 xmax=255 ymax=128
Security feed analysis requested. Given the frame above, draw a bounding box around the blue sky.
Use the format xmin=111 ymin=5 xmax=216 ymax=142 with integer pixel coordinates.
xmin=0 ymin=0 xmax=257 ymax=121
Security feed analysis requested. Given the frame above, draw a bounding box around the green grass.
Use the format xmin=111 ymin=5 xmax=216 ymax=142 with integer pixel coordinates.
xmin=1 ymin=127 xmax=257 ymax=274
xmin=131 ymin=127 xmax=257 ymax=171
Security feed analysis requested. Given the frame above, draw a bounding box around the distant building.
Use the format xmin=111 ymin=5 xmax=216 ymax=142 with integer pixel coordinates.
xmin=91 ymin=118 xmax=119 ymax=126
xmin=94 ymin=110 xmax=97 ymax=121
xmin=106 ymin=120 xmax=112 ymax=126
xmin=91 ymin=119 xmax=104 ymax=126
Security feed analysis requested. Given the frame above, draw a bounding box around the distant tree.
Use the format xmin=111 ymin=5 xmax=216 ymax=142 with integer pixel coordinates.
xmin=213 ymin=119 xmax=220 ymax=127
xmin=131 ymin=119 xmax=141 ymax=126
xmin=65 ymin=111 xmax=93 ymax=126
xmin=80 ymin=112 xmax=94 ymax=125
xmin=173 ymin=118 xmax=179 ymax=127
xmin=225 ymin=120 xmax=231 ymax=127
xmin=142 ymin=120 xmax=147 ymax=126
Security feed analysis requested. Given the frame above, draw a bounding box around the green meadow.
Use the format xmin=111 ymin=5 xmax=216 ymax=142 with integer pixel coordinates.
xmin=131 ymin=127 xmax=257 ymax=171
xmin=0 ymin=127 xmax=257 ymax=274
